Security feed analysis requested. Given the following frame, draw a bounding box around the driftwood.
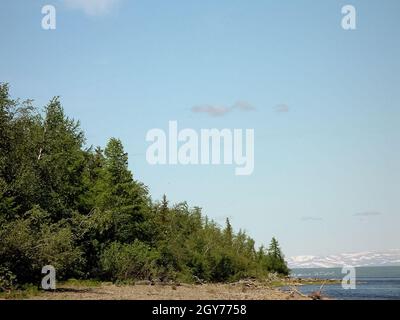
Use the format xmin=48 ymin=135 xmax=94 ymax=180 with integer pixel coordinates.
xmin=288 ymin=286 xmax=309 ymax=299
xmin=288 ymin=280 xmax=327 ymax=300
xmin=309 ymin=280 xmax=327 ymax=300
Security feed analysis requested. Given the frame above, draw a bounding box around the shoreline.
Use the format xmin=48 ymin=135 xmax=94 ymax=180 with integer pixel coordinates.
xmin=1 ymin=278 xmax=341 ymax=300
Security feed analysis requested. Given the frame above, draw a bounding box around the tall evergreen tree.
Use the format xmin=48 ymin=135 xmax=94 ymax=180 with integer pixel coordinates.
xmin=36 ymin=98 xmax=86 ymax=219
xmin=92 ymin=138 xmax=151 ymax=243
xmin=266 ymin=237 xmax=289 ymax=275
xmin=224 ymin=218 xmax=233 ymax=245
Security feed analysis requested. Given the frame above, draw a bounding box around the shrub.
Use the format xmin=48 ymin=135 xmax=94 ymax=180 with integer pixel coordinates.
xmin=0 ymin=266 xmax=16 ymax=292
xmin=0 ymin=209 xmax=83 ymax=284
xmin=100 ymin=240 xmax=160 ymax=281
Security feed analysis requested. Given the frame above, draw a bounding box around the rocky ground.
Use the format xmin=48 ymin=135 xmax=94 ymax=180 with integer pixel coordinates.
xmin=1 ymin=276 xmax=338 ymax=300
xmin=28 ymin=279 xmax=312 ymax=300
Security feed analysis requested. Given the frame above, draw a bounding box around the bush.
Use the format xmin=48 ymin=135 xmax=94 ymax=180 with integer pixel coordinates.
xmin=100 ymin=240 xmax=160 ymax=281
xmin=0 ymin=266 xmax=16 ymax=292
xmin=35 ymin=223 xmax=83 ymax=278
xmin=0 ymin=209 xmax=83 ymax=284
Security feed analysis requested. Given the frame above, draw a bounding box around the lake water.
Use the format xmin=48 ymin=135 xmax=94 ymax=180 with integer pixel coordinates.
xmin=288 ymin=266 xmax=400 ymax=300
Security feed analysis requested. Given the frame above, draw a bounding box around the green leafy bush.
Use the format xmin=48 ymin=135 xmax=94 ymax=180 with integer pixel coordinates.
xmin=0 ymin=266 xmax=16 ymax=292
xmin=0 ymin=208 xmax=83 ymax=284
xmin=100 ymin=240 xmax=160 ymax=281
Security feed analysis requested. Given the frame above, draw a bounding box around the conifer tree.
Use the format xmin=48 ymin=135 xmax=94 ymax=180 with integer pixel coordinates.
xmin=267 ymin=237 xmax=289 ymax=275
xmin=94 ymin=138 xmax=150 ymax=243
xmin=224 ymin=218 xmax=233 ymax=245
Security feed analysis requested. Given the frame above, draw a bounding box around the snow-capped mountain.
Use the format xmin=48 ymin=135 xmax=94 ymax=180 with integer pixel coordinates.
xmin=287 ymin=249 xmax=400 ymax=268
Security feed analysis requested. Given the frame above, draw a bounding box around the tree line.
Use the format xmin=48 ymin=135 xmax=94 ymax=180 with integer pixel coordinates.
xmin=0 ymin=83 xmax=289 ymax=291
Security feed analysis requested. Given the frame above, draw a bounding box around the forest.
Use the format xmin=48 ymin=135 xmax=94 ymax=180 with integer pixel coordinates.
xmin=0 ymin=83 xmax=288 ymax=291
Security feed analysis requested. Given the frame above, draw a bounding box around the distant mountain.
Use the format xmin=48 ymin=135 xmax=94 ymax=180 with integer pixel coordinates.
xmin=287 ymin=249 xmax=400 ymax=268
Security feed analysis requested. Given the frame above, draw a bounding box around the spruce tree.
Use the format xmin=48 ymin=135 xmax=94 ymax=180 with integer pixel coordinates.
xmin=267 ymin=237 xmax=289 ymax=275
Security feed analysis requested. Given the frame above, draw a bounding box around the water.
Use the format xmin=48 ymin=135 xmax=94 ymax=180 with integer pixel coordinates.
xmin=288 ymin=266 xmax=400 ymax=300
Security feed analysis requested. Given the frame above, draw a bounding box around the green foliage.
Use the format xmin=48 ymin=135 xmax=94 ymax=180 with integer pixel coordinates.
xmin=0 ymin=266 xmax=16 ymax=292
xmin=0 ymin=206 xmax=83 ymax=284
xmin=265 ymin=237 xmax=290 ymax=275
xmin=100 ymin=241 xmax=160 ymax=281
xmin=0 ymin=83 xmax=290 ymax=288
xmin=0 ymin=283 xmax=40 ymax=299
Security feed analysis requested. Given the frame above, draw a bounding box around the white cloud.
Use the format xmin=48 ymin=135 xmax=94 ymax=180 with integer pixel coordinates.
xmin=232 ymin=100 xmax=256 ymax=112
xmin=354 ymin=211 xmax=382 ymax=217
xmin=301 ymin=216 xmax=323 ymax=222
xmin=274 ymin=104 xmax=289 ymax=113
xmin=192 ymin=105 xmax=231 ymax=117
xmin=64 ymin=0 xmax=121 ymax=16
xmin=191 ymin=100 xmax=256 ymax=117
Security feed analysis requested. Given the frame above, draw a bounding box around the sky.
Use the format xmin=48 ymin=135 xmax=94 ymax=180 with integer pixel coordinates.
xmin=0 ymin=0 xmax=399 ymax=257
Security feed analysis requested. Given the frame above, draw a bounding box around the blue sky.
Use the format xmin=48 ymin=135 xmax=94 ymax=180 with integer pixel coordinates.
xmin=1 ymin=0 xmax=399 ymax=257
